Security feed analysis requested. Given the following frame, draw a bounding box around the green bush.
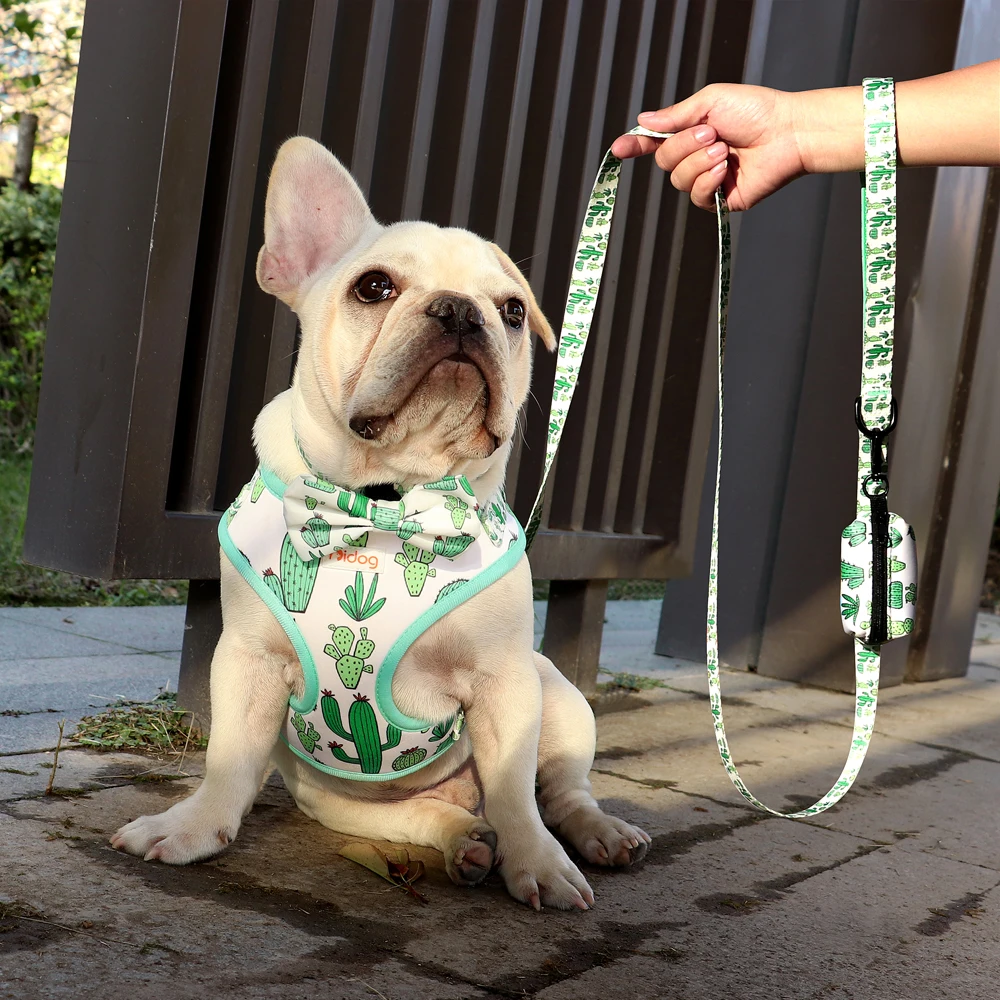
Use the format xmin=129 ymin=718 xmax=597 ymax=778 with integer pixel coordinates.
xmin=0 ymin=182 xmax=61 ymax=452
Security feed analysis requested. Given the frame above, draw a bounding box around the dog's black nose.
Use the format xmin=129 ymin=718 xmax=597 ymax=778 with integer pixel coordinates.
xmin=426 ymin=295 xmax=485 ymax=340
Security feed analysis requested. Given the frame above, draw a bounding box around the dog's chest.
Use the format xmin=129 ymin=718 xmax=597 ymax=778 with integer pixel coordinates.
xmin=219 ymin=469 xmax=524 ymax=781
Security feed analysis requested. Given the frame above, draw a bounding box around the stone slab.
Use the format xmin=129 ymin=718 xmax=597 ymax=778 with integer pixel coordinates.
xmin=0 ymin=606 xmax=186 ymax=654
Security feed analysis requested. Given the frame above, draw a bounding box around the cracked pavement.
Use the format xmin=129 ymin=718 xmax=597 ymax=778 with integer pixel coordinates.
xmin=3 ymin=605 xmax=1000 ymax=999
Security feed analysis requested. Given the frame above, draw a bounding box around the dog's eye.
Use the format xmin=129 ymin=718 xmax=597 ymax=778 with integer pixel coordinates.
xmin=500 ymin=298 xmax=525 ymax=330
xmin=354 ymin=271 xmax=396 ymax=303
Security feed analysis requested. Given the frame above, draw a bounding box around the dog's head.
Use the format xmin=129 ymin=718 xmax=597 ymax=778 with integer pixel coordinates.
xmin=255 ymin=136 xmax=555 ymax=493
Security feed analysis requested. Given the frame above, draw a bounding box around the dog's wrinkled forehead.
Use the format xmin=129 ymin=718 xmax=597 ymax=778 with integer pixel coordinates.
xmin=345 ymin=222 xmax=517 ymax=298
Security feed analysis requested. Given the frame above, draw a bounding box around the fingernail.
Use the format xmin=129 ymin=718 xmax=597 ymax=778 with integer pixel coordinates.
xmin=694 ymin=125 xmax=713 ymax=142
xmin=707 ymin=141 xmax=727 ymax=158
xmin=712 ymin=160 xmax=728 ymax=173
xmin=637 ymin=111 xmax=656 ymax=122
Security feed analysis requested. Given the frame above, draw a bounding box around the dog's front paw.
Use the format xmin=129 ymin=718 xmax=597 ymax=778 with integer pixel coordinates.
xmin=558 ymin=805 xmax=651 ymax=867
xmin=499 ymin=829 xmax=594 ymax=911
xmin=110 ymin=800 xmax=237 ymax=864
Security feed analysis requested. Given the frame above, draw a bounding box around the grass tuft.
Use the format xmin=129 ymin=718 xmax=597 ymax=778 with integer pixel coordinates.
xmin=0 ymin=453 xmax=189 ymax=606
xmin=71 ymin=691 xmax=207 ymax=754
xmin=595 ymin=670 xmax=668 ymax=694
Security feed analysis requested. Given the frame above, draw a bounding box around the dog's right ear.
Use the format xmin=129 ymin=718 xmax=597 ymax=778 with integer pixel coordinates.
xmin=256 ymin=137 xmax=375 ymax=309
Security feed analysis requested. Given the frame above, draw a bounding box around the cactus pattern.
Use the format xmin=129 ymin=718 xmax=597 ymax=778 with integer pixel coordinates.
xmin=280 ymin=534 xmax=320 ymax=612
xmin=428 ymin=719 xmax=452 ymax=742
xmin=888 ymin=581 xmax=903 ymax=609
xmin=339 ymin=571 xmax=385 ymax=620
xmin=889 ymin=526 xmax=902 ymax=547
xmin=323 ymin=625 xmax=376 ymax=687
xmin=840 ymin=561 xmax=865 ymax=590
xmin=842 ymin=520 xmax=866 ymax=547
xmin=321 ymin=692 xmax=401 ymax=773
xmin=444 ymin=495 xmax=470 ymax=529
xmin=343 ymin=531 xmax=369 ymax=548
xmin=435 ymin=579 xmax=469 ymax=603
xmin=905 ymin=582 xmax=917 ymax=604
xmin=424 ymin=475 xmax=458 ymax=491
xmin=304 ymin=496 xmax=318 ymax=510
xmin=336 ymin=491 xmax=370 ymax=518
xmin=841 ymin=594 xmax=860 ymax=623
xmin=251 ymin=477 xmax=266 ymax=503
xmin=304 ymin=476 xmax=337 ymax=493
xmin=263 ymin=568 xmax=285 ymax=605
xmin=395 ymin=542 xmax=437 ymax=596
xmin=432 ymin=534 xmax=475 ymax=558
xmin=301 ymin=516 xmax=332 ymax=548
xmin=392 ymin=747 xmax=427 ymax=771
xmin=889 ymin=618 xmax=914 ymax=638
xmin=889 ymin=556 xmax=906 ymax=573
xmin=291 ymin=712 xmax=321 ymax=754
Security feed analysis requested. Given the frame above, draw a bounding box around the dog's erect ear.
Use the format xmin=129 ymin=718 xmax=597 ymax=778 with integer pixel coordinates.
xmin=256 ymin=136 xmax=375 ymax=308
xmin=489 ymin=243 xmax=556 ymax=352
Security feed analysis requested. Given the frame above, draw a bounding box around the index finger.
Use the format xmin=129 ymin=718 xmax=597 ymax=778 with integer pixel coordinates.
xmin=611 ymin=133 xmax=663 ymax=159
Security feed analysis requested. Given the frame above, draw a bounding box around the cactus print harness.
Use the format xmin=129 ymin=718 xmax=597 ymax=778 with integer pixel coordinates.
xmin=219 ymin=467 xmax=524 ymax=781
xmin=543 ymin=79 xmax=914 ymax=818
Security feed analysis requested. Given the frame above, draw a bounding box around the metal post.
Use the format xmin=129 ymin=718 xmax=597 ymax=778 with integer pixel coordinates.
xmin=543 ymin=580 xmax=609 ymax=697
xmin=176 ymin=580 xmax=222 ymax=729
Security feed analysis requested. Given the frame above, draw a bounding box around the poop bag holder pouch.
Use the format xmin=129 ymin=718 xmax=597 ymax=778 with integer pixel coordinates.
xmin=839 ymin=400 xmax=918 ymax=645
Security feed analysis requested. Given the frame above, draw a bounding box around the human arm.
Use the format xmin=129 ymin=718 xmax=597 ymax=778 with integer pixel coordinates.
xmin=611 ymin=60 xmax=1000 ymax=212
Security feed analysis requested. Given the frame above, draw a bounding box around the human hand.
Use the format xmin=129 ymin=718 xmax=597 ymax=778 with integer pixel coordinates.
xmin=612 ymin=84 xmax=810 ymax=212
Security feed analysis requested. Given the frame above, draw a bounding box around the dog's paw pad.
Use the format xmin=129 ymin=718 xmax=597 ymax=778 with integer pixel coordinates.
xmin=446 ymin=826 xmax=497 ymax=887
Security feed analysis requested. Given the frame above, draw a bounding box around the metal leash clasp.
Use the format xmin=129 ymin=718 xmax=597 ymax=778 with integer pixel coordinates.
xmin=855 ymin=395 xmax=896 ymax=499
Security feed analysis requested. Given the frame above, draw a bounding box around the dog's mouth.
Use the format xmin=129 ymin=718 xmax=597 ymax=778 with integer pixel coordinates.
xmin=348 ymin=347 xmax=502 ymax=453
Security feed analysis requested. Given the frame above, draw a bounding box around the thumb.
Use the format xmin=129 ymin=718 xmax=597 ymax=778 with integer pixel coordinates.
xmin=637 ymin=88 xmax=713 ymax=133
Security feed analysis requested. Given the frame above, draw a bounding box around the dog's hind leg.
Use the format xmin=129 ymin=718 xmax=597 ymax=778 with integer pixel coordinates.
xmin=275 ymin=748 xmax=497 ymax=887
xmin=533 ymin=651 xmax=651 ymax=867
xmin=111 ymin=562 xmax=295 ymax=864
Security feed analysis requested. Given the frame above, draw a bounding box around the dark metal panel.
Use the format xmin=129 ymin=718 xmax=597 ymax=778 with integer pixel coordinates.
xmin=656 ymin=0 xmax=860 ymax=663
xmin=169 ymin=0 xmax=279 ymax=514
xmin=492 ymin=0 xmax=543 ymax=250
xmin=321 ymin=0 xmax=375 ymax=166
xmin=419 ymin=0 xmax=481 ymax=225
xmin=598 ymin=0 xmax=688 ymax=531
xmin=369 ymin=0 xmax=431 ymax=222
xmin=450 ymin=0 xmax=499 ymax=227
xmin=911 ymin=168 xmax=1000 ymax=680
xmin=529 ymin=530 xmax=686 ymax=580
xmin=213 ymin=1 xmax=319 ymax=508
xmin=618 ymin=0 xmax=690 ymax=534
xmin=507 ymin=0 xmax=583 ymax=524
xmin=568 ymin=0 xmax=657 ymax=531
xmin=504 ymin=0 xmax=607 ymax=508
xmin=755 ymin=0 xmax=964 ymax=689
xmin=545 ymin=0 xmax=647 ymax=533
xmin=401 ymin=0 xmax=449 ymax=220
xmin=351 ymin=0 xmax=394 ymax=198
xmin=24 ymin=0 xmax=187 ymax=576
xmin=298 ymin=0 xmax=339 ymax=138
xmin=261 ymin=2 xmax=340 ymax=407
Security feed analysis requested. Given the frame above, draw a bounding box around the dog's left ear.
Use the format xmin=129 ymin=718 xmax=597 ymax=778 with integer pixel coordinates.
xmin=489 ymin=244 xmax=556 ymax=352
xmin=257 ymin=136 xmax=377 ymax=309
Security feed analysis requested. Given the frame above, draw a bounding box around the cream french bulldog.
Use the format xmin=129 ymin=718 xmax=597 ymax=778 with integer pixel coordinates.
xmin=111 ymin=137 xmax=650 ymax=910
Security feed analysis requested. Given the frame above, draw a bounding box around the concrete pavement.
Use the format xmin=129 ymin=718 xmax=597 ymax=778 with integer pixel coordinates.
xmin=3 ymin=603 xmax=1000 ymax=999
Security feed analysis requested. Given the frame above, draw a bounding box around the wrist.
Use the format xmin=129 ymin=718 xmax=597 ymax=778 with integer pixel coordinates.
xmin=790 ymin=86 xmax=865 ymax=174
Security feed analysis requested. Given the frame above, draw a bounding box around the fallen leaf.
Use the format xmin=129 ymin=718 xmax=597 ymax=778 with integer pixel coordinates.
xmin=339 ymin=843 xmax=392 ymax=881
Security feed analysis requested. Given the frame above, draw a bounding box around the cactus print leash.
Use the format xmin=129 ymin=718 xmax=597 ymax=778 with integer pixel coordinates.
xmin=707 ymin=79 xmax=899 ymax=817
xmin=524 ymin=126 xmax=675 ymax=548
xmin=538 ymin=80 xmax=898 ymax=817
